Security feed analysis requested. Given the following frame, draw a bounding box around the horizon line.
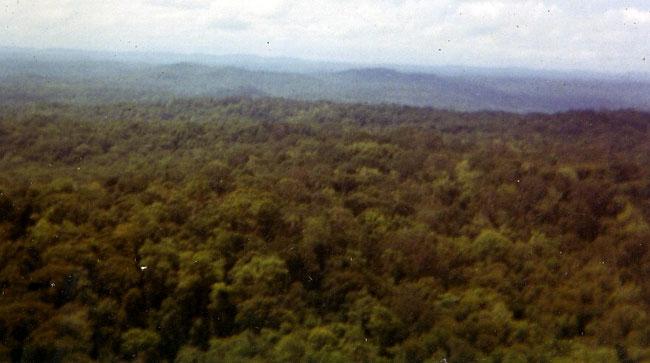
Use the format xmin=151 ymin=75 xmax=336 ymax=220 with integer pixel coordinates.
xmin=1 ymin=44 xmax=648 ymax=80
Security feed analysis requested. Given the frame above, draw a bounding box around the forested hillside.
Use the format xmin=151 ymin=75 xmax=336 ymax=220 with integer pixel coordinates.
xmin=0 ymin=98 xmax=649 ymax=362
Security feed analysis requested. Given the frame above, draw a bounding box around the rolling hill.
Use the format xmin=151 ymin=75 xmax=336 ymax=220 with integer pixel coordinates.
xmin=1 ymin=48 xmax=649 ymax=112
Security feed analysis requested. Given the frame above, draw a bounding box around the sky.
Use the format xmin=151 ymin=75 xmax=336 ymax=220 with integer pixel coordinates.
xmin=1 ymin=0 xmax=649 ymax=73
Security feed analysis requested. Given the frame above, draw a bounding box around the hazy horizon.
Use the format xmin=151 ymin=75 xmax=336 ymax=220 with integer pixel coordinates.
xmin=1 ymin=0 xmax=648 ymax=74
xmin=3 ymin=44 xmax=650 ymax=78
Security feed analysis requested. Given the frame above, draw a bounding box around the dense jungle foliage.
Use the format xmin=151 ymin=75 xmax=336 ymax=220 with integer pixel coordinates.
xmin=0 ymin=98 xmax=649 ymax=362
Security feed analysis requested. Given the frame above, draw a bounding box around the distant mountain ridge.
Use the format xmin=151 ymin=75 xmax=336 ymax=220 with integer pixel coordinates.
xmin=2 ymin=46 xmax=649 ymax=81
xmin=0 ymin=47 xmax=649 ymax=113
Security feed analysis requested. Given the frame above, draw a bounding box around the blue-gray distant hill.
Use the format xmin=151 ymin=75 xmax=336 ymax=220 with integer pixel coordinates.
xmin=1 ymin=47 xmax=649 ymax=113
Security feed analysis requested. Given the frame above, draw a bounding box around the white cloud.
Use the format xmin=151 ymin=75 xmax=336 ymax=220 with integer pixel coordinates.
xmin=0 ymin=0 xmax=647 ymax=73
xmin=457 ymin=1 xmax=505 ymax=19
xmin=623 ymin=7 xmax=650 ymax=24
xmin=147 ymin=0 xmax=211 ymax=9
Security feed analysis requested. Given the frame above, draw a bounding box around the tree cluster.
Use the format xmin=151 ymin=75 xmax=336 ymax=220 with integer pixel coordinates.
xmin=0 ymin=98 xmax=649 ymax=362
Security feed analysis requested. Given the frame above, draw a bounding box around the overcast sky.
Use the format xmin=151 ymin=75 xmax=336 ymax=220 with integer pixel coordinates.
xmin=1 ymin=0 xmax=648 ymax=73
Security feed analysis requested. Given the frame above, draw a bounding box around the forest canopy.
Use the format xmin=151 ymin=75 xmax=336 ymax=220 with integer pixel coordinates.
xmin=0 ymin=97 xmax=649 ymax=362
